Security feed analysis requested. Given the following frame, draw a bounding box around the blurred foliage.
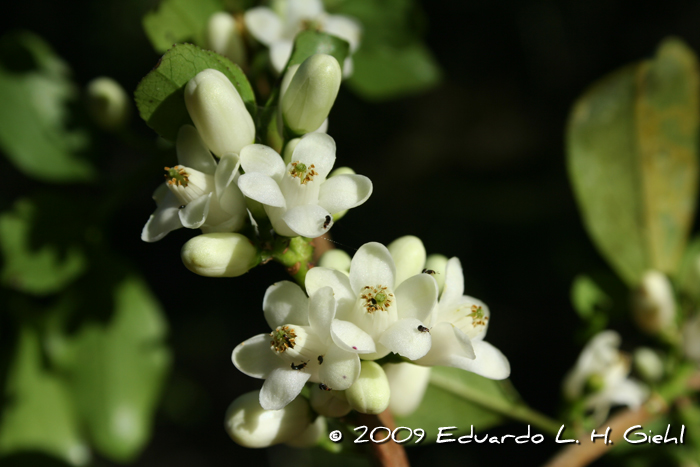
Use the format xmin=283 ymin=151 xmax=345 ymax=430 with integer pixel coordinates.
xmin=134 ymin=43 xmax=255 ymax=141
xmin=567 ymin=37 xmax=700 ymax=287
xmin=285 ymin=30 xmax=350 ymax=75
xmin=0 ymin=31 xmax=93 ymax=183
xmin=143 ymin=0 xmax=224 ymax=53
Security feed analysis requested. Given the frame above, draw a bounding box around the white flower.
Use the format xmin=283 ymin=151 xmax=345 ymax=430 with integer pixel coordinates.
xmin=141 ymin=125 xmax=247 ymax=242
xmin=563 ymin=330 xmax=648 ymax=424
xmin=237 ymin=132 xmax=372 ymax=237
xmin=306 ymin=242 xmax=438 ymax=361
xmin=632 ymin=270 xmax=676 ymax=334
xmin=232 ymin=282 xmax=376 ymax=410
xmin=180 ymin=232 xmax=258 ymax=277
xmin=207 ymin=12 xmax=246 ymax=65
xmin=244 ymin=0 xmax=361 ymax=77
xmin=412 ymin=257 xmax=511 ymax=380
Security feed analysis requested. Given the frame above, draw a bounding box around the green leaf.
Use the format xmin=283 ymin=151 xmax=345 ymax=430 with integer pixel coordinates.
xmin=143 ymin=0 xmax=223 ymax=53
xmin=567 ymin=37 xmax=700 ymax=286
xmin=61 ymin=275 xmax=171 ymax=462
xmin=0 ymin=197 xmax=87 ymax=295
xmin=134 ymin=43 xmax=255 ymax=141
xmin=285 ymin=31 xmax=350 ymax=75
xmin=395 ymin=367 xmax=531 ymax=443
xmin=0 ymin=31 xmax=93 ymax=182
xmin=0 ymin=327 xmax=88 ymax=466
xmin=676 ymin=236 xmax=700 ymax=305
xmin=348 ymin=42 xmax=441 ymax=100
xmin=571 ymin=274 xmax=612 ymax=320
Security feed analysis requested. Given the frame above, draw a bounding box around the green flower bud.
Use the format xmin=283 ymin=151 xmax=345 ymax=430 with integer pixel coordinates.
xmin=207 ymin=12 xmax=246 ymax=65
xmin=181 ymin=233 xmax=259 ymax=277
xmin=309 ymin=384 xmax=352 ymax=417
xmin=384 ymin=362 xmax=431 ymax=417
xmin=86 ymin=77 xmax=130 ymax=131
xmin=425 ymin=254 xmax=448 ymax=293
xmin=224 ymin=391 xmax=312 ymax=448
xmin=281 ymin=54 xmax=341 ymax=136
xmin=184 ymin=69 xmax=255 ymax=157
xmin=345 ymin=361 xmax=390 ymax=415
xmin=285 ymin=415 xmax=327 ymax=448
xmin=633 ymin=347 xmax=664 ymax=382
xmin=318 ymin=249 xmax=351 ymax=275
xmin=388 ymin=236 xmax=427 ymax=286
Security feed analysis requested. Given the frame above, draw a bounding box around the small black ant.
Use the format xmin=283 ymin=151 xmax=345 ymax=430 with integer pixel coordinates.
xmin=417 ymin=325 xmax=430 ymax=333
xmin=319 ymin=383 xmax=332 ymax=391
xmin=291 ymin=362 xmax=307 ymax=371
xmin=422 ymin=269 xmax=437 ymax=275
xmin=323 ymin=215 xmax=332 ymax=229
xmin=318 ymin=355 xmax=324 ymax=365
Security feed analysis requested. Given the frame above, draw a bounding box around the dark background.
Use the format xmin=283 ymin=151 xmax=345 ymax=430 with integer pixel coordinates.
xmin=3 ymin=1 xmax=700 ymax=466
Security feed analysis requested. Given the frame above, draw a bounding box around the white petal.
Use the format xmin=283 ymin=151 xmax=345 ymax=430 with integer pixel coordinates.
xmin=152 ymin=183 xmax=170 ymax=204
xmin=323 ymin=15 xmax=361 ymax=52
xmin=309 ymin=286 xmax=336 ymax=342
xmin=379 ymin=318 xmax=432 ymax=361
xmin=240 ymin=144 xmax=286 ymax=181
xmin=342 ymin=57 xmax=353 ymax=78
xmin=179 ymin=193 xmax=211 ymax=228
xmin=415 ymin=322 xmax=474 ymax=367
xmin=349 ymin=243 xmax=396 ymax=294
xmin=608 ymin=379 xmax=648 ymax=408
xmin=286 ymin=0 xmax=324 ymax=20
xmin=440 ymin=257 xmax=465 ymax=307
xmin=451 ymin=325 xmax=476 ymax=359
xmin=282 ymin=204 xmax=331 ymax=237
xmin=319 ymin=344 xmax=360 ymax=390
xmin=331 ymin=319 xmax=376 ymax=354
xmin=260 ymin=367 xmax=311 ymax=410
xmin=305 ymin=267 xmax=355 ymax=316
xmin=215 ymin=153 xmax=240 ymax=200
xmin=270 ymin=40 xmax=294 ymax=73
xmin=388 ymin=236 xmax=426 ymax=286
xmin=232 ymin=334 xmax=284 ymax=378
xmin=244 ymin=7 xmax=282 ymax=46
xmin=238 ymin=173 xmax=286 ymax=208
xmin=141 ymin=191 xmax=182 ymax=242
xmin=462 ymin=340 xmax=511 ymax=380
xmin=291 ymin=133 xmax=336 ymax=179
xmin=318 ymin=174 xmax=372 ymax=214
xmin=176 ymin=124 xmax=217 ymax=174
xmin=395 ymin=274 xmax=438 ymax=322
xmin=263 ymin=281 xmax=310 ymax=329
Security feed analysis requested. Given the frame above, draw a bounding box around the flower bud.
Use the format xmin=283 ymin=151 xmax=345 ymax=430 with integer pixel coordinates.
xmin=632 ymin=270 xmax=676 ymax=335
xmin=285 ymin=415 xmax=327 ymax=448
xmin=309 ymin=384 xmax=352 ymax=417
xmin=633 ymin=347 xmax=664 ymax=382
xmin=86 ymin=77 xmax=130 ymax=131
xmin=345 ymin=361 xmax=390 ymax=415
xmin=181 ymin=232 xmax=259 ymax=277
xmin=384 ymin=362 xmax=431 ymax=417
xmin=318 ymin=249 xmax=351 ymax=275
xmin=425 ymin=254 xmax=448 ymax=293
xmin=282 ymin=137 xmax=301 ymax=165
xmin=281 ymin=54 xmax=341 ymax=135
xmin=207 ymin=12 xmax=246 ymax=65
xmin=388 ymin=236 xmax=426 ymax=286
xmin=184 ymin=69 xmax=255 ymax=157
xmin=224 ymin=391 xmax=312 ymax=448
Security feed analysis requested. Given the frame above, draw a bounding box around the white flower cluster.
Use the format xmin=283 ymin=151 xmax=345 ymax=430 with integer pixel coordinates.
xmin=229 ymin=236 xmax=511 ymax=446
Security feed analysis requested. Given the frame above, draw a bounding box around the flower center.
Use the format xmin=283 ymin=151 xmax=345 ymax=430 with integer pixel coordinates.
xmin=360 ymin=285 xmax=394 ymax=313
xmin=289 ymin=161 xmax=317 ymax=185
xmin=164 ymin=166 xmax=189 ymax=187
xmin=270 ymin=325 xmax=297 ymax=353
xmin=468 ymin=304 xmax=487 ymax=327
xmin=301 ymin=18 xmax=323 ymax=31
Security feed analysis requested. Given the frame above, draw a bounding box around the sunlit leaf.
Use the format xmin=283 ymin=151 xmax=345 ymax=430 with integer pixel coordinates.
xmin=0 ymin=31 xmax=93 ymax=182
xmin=0 ymin=327 xmax=89 ymax=466
xmin=0 ymin=197 xmax=87 ymax=295
xmin=134 ymin=43 xmax=255 ymax=141
xmin=567 ymin=37 xmax=700 ymax=286
xmin=143 ymin=0 xmax=223 ymax=53
xmin=62 ymin=275 xmax=171 ymax=462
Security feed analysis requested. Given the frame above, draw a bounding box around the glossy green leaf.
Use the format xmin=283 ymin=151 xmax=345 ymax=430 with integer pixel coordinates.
xmin=62 ymin=275 xmax=171 ymax=462
xmin=285 ymin=30 xmax=350 ymax=75
xmin=0 ymin=198 xmax=87 ymax=295
xmin=677 ymin=236 xmax=700 ymax=304
xmin=0 ymin=31 xmax=93 ymax=182
xmin=567 ymin=37 xmax=700 ymax=286
xmin=134 ymin=43 xmax=255 ymax=141
xmin=0 ymin=327 xmax=88 ymax=466
xmin=143 ymin=0 xmax=223 ymax=53
xmin=348 ymin=42 xmax=441 ymax=100
xmin=395 ymin=367 xmax=523 ymax=443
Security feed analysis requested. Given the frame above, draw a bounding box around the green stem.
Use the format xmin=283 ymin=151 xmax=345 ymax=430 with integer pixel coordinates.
xmin=269 ymin=236 xmax=315 ymax=287
xmin=429 ymin=370 xmax=561 ymax=437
